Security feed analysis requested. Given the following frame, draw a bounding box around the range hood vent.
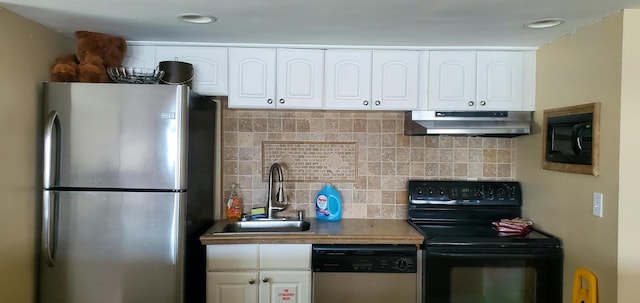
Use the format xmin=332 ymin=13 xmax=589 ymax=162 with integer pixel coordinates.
xmin=404 ymin=111 xmax=532 ymax=137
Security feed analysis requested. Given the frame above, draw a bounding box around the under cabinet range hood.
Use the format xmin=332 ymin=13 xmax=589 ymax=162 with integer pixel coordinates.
xmin=404 ymin=111 xmax=533 ymax=137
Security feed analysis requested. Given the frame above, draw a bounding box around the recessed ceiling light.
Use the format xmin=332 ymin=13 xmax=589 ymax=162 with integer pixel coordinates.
xmin=525 ymin=18 xmax=565 ymax=29
xmin=178 ymin=13 xmax=216 ymax=24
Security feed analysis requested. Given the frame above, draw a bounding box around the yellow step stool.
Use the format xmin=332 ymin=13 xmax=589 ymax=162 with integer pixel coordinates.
xmin=572 ymin=268 xmax=597 ymax=303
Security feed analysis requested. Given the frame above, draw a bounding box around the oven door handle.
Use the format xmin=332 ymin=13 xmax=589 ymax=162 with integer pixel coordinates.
xmin=427 ymin=250 xmax=561 ymax=259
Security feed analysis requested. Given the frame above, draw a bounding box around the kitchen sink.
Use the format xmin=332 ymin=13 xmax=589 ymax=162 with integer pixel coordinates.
xmin=220 ymin=219 xmax=311 ymax=233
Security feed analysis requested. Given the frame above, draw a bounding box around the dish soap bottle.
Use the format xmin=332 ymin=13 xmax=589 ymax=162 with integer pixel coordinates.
xmin=225 ymin=183 xmax=242 ymax=221
xmin=315 ymin=183 xmax=342 ymax=221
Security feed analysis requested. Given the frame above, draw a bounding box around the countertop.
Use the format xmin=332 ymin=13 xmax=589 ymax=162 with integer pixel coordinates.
xmin=199 ymin=218 xmax=424 ymax=247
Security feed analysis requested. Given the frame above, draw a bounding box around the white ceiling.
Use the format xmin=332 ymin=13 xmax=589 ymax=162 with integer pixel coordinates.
xmin=2 ymin=0 xmax=640 ymax=48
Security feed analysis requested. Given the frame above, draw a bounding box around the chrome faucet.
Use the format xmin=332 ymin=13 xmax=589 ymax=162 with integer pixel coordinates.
xmin=266 ymin=163 xmax=288 ymax=219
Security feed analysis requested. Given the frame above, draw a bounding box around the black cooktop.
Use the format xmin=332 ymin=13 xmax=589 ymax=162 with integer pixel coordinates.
xmin=407 ymin=180 xmax=562 ymax=248
xmin=411 ymin=222 xmax=561 ymax=247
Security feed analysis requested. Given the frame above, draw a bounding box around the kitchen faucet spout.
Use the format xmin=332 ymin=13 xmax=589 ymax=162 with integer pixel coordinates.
xmin=267 ymin=163 xmax=287 ymax=218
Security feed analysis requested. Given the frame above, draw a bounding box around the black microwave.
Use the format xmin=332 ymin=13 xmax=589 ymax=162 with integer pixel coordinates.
xmin=545 ymin=113 xmax=593 ymax=165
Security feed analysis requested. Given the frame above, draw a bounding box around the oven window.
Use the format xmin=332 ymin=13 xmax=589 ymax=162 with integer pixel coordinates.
xmin=451 ymin=266 xmax=537 ymax=303
xmin=425 ymin=249 xmax=563 ymax=303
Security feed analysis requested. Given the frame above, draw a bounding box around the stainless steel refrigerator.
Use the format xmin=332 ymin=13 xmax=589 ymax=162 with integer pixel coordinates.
xmin=39 ymin=82 xmax=215 ymax=303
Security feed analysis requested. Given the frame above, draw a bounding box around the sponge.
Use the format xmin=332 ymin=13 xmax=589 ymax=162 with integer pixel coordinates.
xmin=251 ymin=207 xmax=266 ymax=215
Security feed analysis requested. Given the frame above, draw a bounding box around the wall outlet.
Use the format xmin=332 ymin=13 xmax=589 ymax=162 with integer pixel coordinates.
xmin=592 ymin=192 xmax=604 ymax=217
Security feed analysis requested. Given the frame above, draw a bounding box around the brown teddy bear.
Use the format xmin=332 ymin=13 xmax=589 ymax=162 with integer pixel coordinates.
xmin=50 ymin=30 xmax=127 ymax=82
xmin=51 ymin=54 xmax=80 ymax=82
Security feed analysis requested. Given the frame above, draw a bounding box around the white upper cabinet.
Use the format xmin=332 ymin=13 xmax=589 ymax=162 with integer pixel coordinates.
xmin=325 ymin=50 xmax=419 ymax=110
xmin=121 ymin=45 xmax=156 ymax=69
xmin=428 ymin=51 xmax=476 ymax=110
xmin=371 ymin=50 xmax=420 ymax=110
xmin=276 ymin=49 xmax=324 ymax=109
xmin=155 ymin=46 xmax=228 ymax=96
xmin=324 ymin=50 xmax=372 ymax=110
xmin=228 ymin=48 xmax=277 ymax=109
xmin=477 ymin=51 xmax=535 ymax=111
xmin=417 ymin=51 xmax=430 ymax=110
xmin=228 ymin=48 xmax=324 ymax=109
xmin=427 ymin=51 xmax=535 ymax=111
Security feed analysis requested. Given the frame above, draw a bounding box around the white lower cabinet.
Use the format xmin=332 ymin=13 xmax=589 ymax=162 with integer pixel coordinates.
xmin=259 ymin=271 xmax=311 ymax=303
xmin=206 ymin=244 xmax=311 ymax=303
xmin=208 ymin=272 xmax=259 ymax=303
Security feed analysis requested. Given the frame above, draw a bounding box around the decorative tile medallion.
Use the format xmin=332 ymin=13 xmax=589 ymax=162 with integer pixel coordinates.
xmin=262 ymin=141 xmax=358 ymax=182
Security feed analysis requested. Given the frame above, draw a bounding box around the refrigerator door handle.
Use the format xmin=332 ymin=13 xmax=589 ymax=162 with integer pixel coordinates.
xmin=41 ymin=190 xmax=56 ymax=267
xmin=43 ymin=110 xmax=60 ymax=188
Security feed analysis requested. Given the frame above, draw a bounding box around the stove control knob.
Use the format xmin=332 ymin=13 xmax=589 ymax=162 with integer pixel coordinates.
xmin=487 ymin=188 xmax=495 ymax=198
xmin=416 ymin=187 xmax=424 ymax=195
xmin=439 ymin=187 xmax=446 ymax=195
xmin=395 ymin=258 xmax=409 ymax=271
xmin=427 ymin=188 xmax=435 ymax=196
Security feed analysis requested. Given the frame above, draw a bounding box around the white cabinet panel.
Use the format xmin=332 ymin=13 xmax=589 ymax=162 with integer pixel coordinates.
xmin=276 ymin=49 xmax=324 ymax=109
xmin=155 ymin=46 xmax=228 ymax=95
xmin=260 ymin=244 xmax=311 ymax=270
xmin=371 ymin=50 xmax=419 ymax=110
xmin=228 ymin=48 xmax=277 ymax=108
xmin=229 ymin=48 xmax=324 ymax=109
xmin=207 ymin=244 xmax=259 ymax=270
xmin=207 ymin=272 xmax=258 ymax=303
xmin=427 ymin=51 xmax=535 ymax=111
xmin=121 ymin=45 xmax=156 ymax=69
xmin=207 ymin=244 xmax=312 ymax=303
xmin=428 ymin=51 xmax=477 ymax=110
xmin=259 ymin=271 xmax=311 ymax=303
xmin=324 ymin=49 xmax=373 ymax=110
xmin=477 ymin=51 xmax=534 ymax=111
xmin=325 ymin=50 xmax=419 ymax=110
xmin=417 ymin=51 xmax=430 ymax=110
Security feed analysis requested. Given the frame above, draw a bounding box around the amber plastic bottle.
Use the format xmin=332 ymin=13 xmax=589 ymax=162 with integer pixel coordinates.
xmin=225 ymin=183 xmax=242 ymax=221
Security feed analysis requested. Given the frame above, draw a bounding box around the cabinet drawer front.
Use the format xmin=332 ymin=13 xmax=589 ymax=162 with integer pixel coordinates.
xmin=260 ymin=244 xmax=311 ymax=270
xmin=207 ymin=244 xmax=259 ymax=270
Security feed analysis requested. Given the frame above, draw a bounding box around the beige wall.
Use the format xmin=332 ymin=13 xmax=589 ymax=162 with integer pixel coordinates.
xmin=618 ymin=9 xmax=640 ymax=303
xmin=221 ymin=104 xmax=517 ymax=219
xmin=0 ymin=7 xmax=73 ymax=303
xmin=517 ymin=13 xmax=623 ymax=303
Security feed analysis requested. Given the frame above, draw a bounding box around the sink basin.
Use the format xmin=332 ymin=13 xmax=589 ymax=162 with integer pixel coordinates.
xmin=220 ymin=219 xmax=311 ymax=233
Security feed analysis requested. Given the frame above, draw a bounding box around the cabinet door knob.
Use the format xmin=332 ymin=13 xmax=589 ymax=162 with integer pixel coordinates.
xmin=479 ymin=101 xmax=486 ymax=106
xmin=267 ymin=99 xmax=274 ymax=104
xmin=468 ymin=101 xmax=475 ymax=106
xmin=363 ymin=100 xmax=369 ymax=106
xmin=374 ymin=100 xmax=381 ymax=106
xmin=262 ymin=277 xmax=270 ymax=283
xmin=248 ymin=279 xmax=256 ymax=285
xmin=279 ymin=98 xmax=285 ymax=104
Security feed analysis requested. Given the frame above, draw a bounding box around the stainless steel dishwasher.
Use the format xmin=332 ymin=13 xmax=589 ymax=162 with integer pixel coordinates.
xmin=312 ymin=244 xmax=420 ymax=303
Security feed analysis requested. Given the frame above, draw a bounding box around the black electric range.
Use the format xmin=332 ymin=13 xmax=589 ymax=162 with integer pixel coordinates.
xmin=408 ymin=180 xmax=561 ymax=245
xmin=407 ymin=180 xmax=563 ymax=303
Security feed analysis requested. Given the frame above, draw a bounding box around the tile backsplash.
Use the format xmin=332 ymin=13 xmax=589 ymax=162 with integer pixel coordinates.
xmin=221 ymin=102 xmax=516 ymax=219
